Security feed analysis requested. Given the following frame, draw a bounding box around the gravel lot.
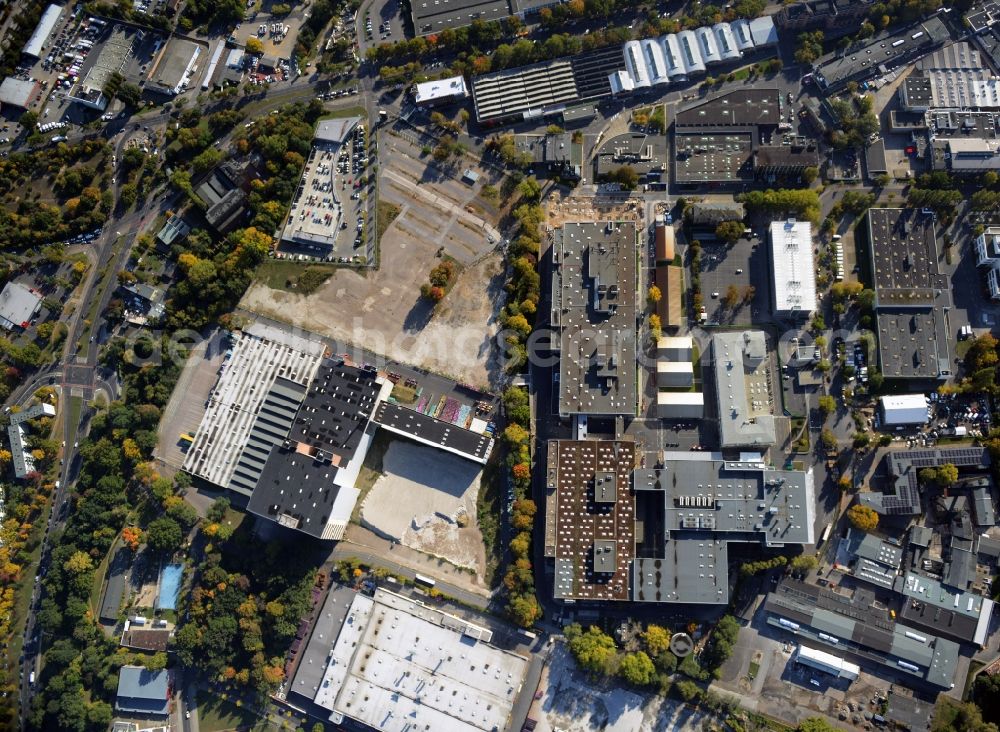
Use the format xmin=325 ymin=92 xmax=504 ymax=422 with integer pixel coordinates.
xmin=359 ymin=439 xmax=486 ymax=574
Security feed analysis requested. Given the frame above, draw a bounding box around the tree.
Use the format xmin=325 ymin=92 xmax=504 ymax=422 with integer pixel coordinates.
xmin=20 ymin=110 xmax=38 ymax=131
xmin=64 ymin=551 xmax=94 ymax=574
xmin=643 ymin=625 xmax=671 ymax=655
xmin=798 ymin=719 xmax=838 ymax=732
xmin=802 ymin=166 xmax=819 ymax=184
xmin=245 ymin=37 xmax=263 ymax=54
xmin=608 ymin=165 xmax=639 ymax=190
xmin=820 ymin=429 xmax=837 ymax=450
xmin=565 ymin=624 xmax=617 ymax=675
xmin=722 ymin=284 xmax=741 ymax=310
xmin=715 ymin=220 xmax=745 ymax=244
xmin=790 ymin=555 xmax=818 ymax=573
xmin=146 ymin=516 xmax=184 ymax=553
xmin=847 ymin=504 xmax=878 ymax=533
xmin=936 ymin=463 xmax=958 ymax=486
xmin=619 ymin=651 xmax=656 ymax=686
xmin=675 ymin=679 xmax=701 ymax=702
xmin=817 ymin=395 xmax=836 ymax=416
xmin=647 ymin=285 xmax=661 ymax=304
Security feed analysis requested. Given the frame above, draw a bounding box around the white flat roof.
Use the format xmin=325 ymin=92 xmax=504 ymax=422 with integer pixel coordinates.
xmin=314 ymin=589 xmax=528 ymax=732
xmin=0 ymin=282 xmax=42 ymax=329
xmin=415 ymin=75 xmax=468 ymax=104
xmin=880 ymin=394 xmax=929 ymax=425
xmin=657 ymin=392 xmax=705 ymax=405
xmin=770 ymin=219 xmax=817 ymax=315
xmin=24 ymin=4 xmax=62 ymax=58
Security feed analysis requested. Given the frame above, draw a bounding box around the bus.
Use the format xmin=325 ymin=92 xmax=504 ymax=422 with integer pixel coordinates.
xmin=179 ymin=433 xmax=194 ymax=444
xmin=819 ymin=522 xmax=833 ymax=547
xmin=414 ymin=573 xmax=436 ymax=589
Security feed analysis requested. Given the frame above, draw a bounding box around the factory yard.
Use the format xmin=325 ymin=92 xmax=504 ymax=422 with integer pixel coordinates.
xmin=241 ymin=136 xmax=508 ymax=386
xmin=530 ymin=644 xmax=713 ymax=732
xmin=360 ymin=439 xmax=487 ymax=575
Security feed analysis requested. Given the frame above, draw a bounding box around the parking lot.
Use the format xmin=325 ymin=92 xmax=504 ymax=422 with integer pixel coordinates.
xmin=698 ymin=233 xmax=770 ymax=326
xmin=277 ymin=121 xmax=372 ymax=263
xmin=358 ymin=0 xmax=407 ymax=54
xmin=237 ymin=2 xmax=308 ymax=62
xmin=242 ymin=135 xmax=509 ymax=384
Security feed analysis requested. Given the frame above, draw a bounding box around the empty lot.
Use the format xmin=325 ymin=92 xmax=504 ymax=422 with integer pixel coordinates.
xmin=241 ymin=136 xmax=508 ymax=386
xmin=360 ymin=439 xmax=486 ymax=575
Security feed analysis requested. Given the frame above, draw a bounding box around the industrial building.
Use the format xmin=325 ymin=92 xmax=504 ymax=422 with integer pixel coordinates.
xmin=926 ymin=111 xmax=1000 ymax=174
xmin=68 ymin=25 xmax=138 ymax=111
xmin=279 ymin=117 xmax=361 ymax=255
xmin=184 ymin=323 xmax=494 ymax=540
xmin=145 ymin=37 xmax=203 ymax=96
xmin=896 ymin=572 xmax=995 ymax=646
xmin=835 ymin=528 xmax=904 ymax=590
xmin=23 ymin=4 xmax=63 ymax=59
xmin=811 ymin=15 xmax=950 ymax=92
xmin=657 ymin=391 xmax=705 ymax=419
xmin=543 ymin=443 xmax=815 ymax=604
xmin=471 ymin=17 xmax=777 ymax=124
xmin=859 ymin=447 xmax=990 ymax=516
xmin=898 ymin=42 xmax=1000 ymax=112
xmin=879 ymin=394 xmax=930 ymax=426
xmin=512 ymin=133 xmax=580 ymax=179
xmin=195 ymin=161 xmax=249 ymax=233
xmin=774 ymin=0 xmax=875 ymax=39
xmin=765 ymin=580 xmax=960 ymax=690
xmin=410 ymin=0 xmax=554 ymax=35
xmin=769 ymin=219 xmax=817 ymax=318
xmin=865 ymin=208 xmax=952 ymax=381
xmin=7 ymin=402 xmax=56 ymax=479
xmin=0 ymin=282 xmax=42 ymax=331
xmin=795 ymin=645 xmax=861 ymax=681
xmin=594 ymin=132 xmax=667 ymax=183
xmin=977 ymin=226 xmax=1000 ymax=299
xmin=184 ymin=324 xmax=388 ymax=541
xmin=115 ymin=667 xmax=170 ymax=717
xmin=712 ymin=330 xmax=780 ymax=447
xmin=0 ymin=77 xmax=40 ymax=109
xmin=552 ymin=221 xmax=637 ymax=417
xmin=673 ymin=88 xmax=793 ymax=187
xmin=414 ymin=75 xmax=469 ymax=107
xmin=290 ymin=585 xmax=530 ymax=731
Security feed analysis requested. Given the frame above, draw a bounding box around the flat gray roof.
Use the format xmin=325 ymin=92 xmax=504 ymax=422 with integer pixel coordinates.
xmin=116 ymin=667 xmax=169 ymax=716
xmin=411 ymin=0 xmax=512 ymax=34
xmin=712 ymin=331 xmax=778 ymax=447
xmin=813 ymin=16 xmax=950 ymax=90
xmin=866 ymin=208 xmax=952 ymax=380
xmin=290 ymin=584 xmax=356 ymax=700
xmin=554 ymin=222 xmax=637 ymax=416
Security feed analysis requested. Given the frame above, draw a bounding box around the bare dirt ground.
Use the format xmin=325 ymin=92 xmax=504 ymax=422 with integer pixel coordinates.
xmin=241 ymin=253 xmax=506 ymax=386
xmin=241 ymin=133 xmax=509 ymax=386
xmin=359 ymin=440 xmax=487 ymax=576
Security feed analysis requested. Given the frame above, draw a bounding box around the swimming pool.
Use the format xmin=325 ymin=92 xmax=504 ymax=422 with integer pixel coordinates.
xmin=156 ymin=563 xmax=183 ymax=611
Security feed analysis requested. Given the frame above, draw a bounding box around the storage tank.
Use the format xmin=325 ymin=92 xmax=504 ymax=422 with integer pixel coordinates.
xmin=677 ymin=30 xmax=705 ymax=75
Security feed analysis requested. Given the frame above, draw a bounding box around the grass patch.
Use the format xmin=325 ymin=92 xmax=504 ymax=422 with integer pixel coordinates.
xmin=477 ymin=453 xmax=503 ymax=589
xmin=963 ymin=659 xmax=985 ymax=700
xmin=89 ymin=540 xmax=117 ymax=617
xmin=195 ymin=691 xmax=263 ymax=732
xmin=955 ymin=339 xmax=973 ymax=360
xmin=320 ymin=105 xmax=367 ymax=120
xmin=68 ymin=395 xmax=83 ymax=438
xmin=79 ymin=236 xmax=124 ymax=350
xmin=351 ymin=429 xmax=393 ymax=524
xmin=376 ymin=198 xmax=401 ymax=246
xmin=255 ymin=260 xmax=338 ymax=293
xmin=391 ymin=383 xmax=418 ymax=404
